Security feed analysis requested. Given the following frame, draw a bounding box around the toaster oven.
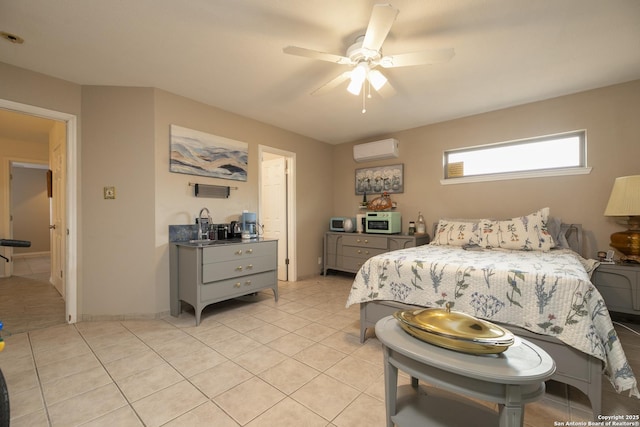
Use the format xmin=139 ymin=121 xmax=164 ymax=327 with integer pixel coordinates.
xmin=365 ymin=211 xmax=402 ymax=234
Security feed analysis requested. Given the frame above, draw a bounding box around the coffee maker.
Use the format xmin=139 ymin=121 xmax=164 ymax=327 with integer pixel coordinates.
xmin=241 ymin=211 xmax=258 ymax=239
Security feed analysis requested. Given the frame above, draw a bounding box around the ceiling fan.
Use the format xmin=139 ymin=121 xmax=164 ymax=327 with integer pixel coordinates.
xmin=283 ymin=3 xmax=455 ymax=111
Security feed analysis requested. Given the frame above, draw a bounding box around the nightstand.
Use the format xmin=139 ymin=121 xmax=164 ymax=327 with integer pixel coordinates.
xmin=592 ymin=262 xmax=640 ymax=316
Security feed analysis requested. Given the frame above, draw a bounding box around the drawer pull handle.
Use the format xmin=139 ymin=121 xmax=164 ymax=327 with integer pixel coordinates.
xmin=234 ymin=282 xmax=241 ymax=288
xmin=364 ymin=239 xmax=368 ymax=244
xmin=235 ymin=250 xmax=243 ymax=255
xmin=245 ymin=280 xmax=252 ymax=286
xmin=365 ymin=251 xmax=369 ymax=255
xmin=236 ymin=266 xmax=243 ymax=271
xmin=356 ymin=239 xmax=361 ymax=243
xmin=357 ymin=250 xmax=362 ymax=254
xmin=246 ymin=248 xmax=253 ymax=254
xmin=247 ymin=264 xmax=253 ymax=269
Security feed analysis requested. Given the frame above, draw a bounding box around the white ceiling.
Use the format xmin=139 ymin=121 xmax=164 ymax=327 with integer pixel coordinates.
xmin=1 ymin=0 xmax=639 ymax=144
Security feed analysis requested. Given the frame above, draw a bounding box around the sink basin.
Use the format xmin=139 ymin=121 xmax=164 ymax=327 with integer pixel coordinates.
xmin=207 ymin=238 xmax=244 ymax=245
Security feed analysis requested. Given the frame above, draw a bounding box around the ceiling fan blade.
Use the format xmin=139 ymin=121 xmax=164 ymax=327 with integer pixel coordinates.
xmin=361 ymin=4 xmax=399 ymax=52
xmin=378 ymin=48 xmax=455 ymax=68
xmin=311 ymin=71 xmax=352 ymax=95
xmin=283 ymin=46 xmax=351 ymax=64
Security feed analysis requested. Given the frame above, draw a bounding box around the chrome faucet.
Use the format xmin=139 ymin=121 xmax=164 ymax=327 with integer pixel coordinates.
xmin=198 ymin=207 xmax=211 ymax=240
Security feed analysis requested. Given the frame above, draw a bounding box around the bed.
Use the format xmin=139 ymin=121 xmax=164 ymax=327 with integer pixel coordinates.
xmin=346 ymin=211 xmax=639 ymax=416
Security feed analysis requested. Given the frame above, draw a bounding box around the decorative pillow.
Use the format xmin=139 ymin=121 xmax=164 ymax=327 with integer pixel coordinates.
xmin=430 ymin=220 xmax=480 ymax=246
xmin=477 ymin=208 xmax=555 ymax=251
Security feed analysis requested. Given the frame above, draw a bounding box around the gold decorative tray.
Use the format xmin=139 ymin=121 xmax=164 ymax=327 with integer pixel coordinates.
xmin=393 ymin=305 xmax=515 ymax=354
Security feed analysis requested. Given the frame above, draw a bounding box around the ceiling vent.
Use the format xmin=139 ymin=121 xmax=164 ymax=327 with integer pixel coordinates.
xmin=353 ymin=138 xmax=399 ymax=162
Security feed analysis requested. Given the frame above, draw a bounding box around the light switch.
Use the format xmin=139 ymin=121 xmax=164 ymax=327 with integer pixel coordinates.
xmin=104 ymin=186 xmax=116 ymax=199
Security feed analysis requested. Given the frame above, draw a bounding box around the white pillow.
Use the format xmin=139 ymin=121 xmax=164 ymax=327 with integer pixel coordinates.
xmin=430 ymin=220 xmax=480 ymax=246
xmin=477 ymin=208 xmax=555 ymax=251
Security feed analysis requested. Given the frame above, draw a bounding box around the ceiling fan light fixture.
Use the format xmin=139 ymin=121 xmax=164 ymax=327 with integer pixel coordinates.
xmin=368 ymin=69 xmax=387 ymax=91
xmin=347 ymin=79 xmax=363 ymax=95
xmin=283 ymin=3 xmax=454 ymax=103
xmin=347 ymin=63 xmax=369 ymax=95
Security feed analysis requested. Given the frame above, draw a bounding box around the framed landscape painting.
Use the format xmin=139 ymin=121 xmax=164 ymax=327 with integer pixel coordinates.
xmin=170 ymin=125 xmax=248 ymax=181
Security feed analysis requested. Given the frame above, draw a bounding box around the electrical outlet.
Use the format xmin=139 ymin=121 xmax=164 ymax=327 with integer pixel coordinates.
xmin=318 ymin=257 xmax=322 ymax=265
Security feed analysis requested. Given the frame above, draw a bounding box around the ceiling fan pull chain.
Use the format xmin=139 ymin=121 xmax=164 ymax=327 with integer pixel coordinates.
xmin=362 ymin=87 xmax=367 ymax=113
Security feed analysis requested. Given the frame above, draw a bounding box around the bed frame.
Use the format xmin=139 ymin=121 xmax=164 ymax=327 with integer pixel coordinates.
xmin=358 ymin=224 xmax=604 ymax=416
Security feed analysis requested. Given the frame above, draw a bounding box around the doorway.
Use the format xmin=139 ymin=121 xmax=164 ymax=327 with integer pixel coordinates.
xmin=259 ymin=146 xmax=296 ymax=282
xmin=10 ymin=162 xmax=50 ymax=279
xmin=0 ymin=99 xmax=78 ymax=324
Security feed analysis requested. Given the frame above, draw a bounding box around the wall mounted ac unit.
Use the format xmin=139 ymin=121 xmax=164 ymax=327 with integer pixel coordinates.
xmin=353 ymin=138 xmax=399 ymax=162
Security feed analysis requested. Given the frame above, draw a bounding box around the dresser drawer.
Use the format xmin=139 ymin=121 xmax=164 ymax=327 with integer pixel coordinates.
xmin=342 ymin=256 xmax=368 ymax=272
xmin=342 ymin=245 xmax=386 ymax=259
xmin=202 ymin=255 xmax=274 ymax=283
xmin=323 ymin=232 xmax=428 ymax=276
xmin=200 ymin=271 xmax=276 ymax=302
xmin=341 ymin=235 xmax=388 ymax=249
xmin=202 ymin=241 xmax=276 ymax=263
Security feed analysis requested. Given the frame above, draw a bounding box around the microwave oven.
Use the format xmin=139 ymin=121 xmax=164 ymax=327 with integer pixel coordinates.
xmin=365 ymin=211 xmax=401 ymax=234
xmin=330 ymin=217 xmax=355 ymax=232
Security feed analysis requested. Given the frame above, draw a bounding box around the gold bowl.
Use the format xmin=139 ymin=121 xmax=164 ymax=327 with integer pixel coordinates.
xmin=393 ymin=305 xmax=514 ymax=354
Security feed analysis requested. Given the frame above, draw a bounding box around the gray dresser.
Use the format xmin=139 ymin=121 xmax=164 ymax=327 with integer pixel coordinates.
xmin=323 ymin=232 xmax=430 ymax=275
xmin=170 ymin=239 xmax=278 ymax=325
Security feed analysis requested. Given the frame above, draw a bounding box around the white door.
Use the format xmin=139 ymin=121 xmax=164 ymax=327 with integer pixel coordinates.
xmin=51 ymin=122 xmax=66 ymax=296
xmin=261 ymin=156 xmax=287 ymax=281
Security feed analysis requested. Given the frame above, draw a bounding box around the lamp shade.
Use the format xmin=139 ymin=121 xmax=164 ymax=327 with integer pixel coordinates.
xmin=604 ymin=175 xmax=640 ymax=216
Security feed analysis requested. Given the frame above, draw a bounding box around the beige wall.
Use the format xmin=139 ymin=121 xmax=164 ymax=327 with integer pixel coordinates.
xmin=332 ymin=80 xmax=640 ymax=258
xmin=81 ymin=86 xmax=158 ymax=316
xmin=153 ymin=90 xmax=334 ymax=311
xmin=0 ymin=62 xmax=82 ymax=115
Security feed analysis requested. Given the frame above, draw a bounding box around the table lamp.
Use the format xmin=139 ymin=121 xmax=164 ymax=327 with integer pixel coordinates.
xmin=604 ymin=175 xmax=640 ymax=262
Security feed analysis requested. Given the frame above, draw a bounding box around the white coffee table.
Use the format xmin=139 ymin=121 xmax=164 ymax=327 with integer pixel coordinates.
xmin=375 ymin=316 xmax=556 ymax=427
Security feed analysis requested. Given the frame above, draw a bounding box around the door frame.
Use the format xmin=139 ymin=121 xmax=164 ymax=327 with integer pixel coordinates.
xmin=0 ymin=99 xmax=78 ymax=324
xmin=258 ymin=145 xmax=296 ymax=282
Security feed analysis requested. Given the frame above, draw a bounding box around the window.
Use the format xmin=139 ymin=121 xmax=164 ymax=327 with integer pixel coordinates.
xmin=442 ymin=130 xmax=590 ymax=184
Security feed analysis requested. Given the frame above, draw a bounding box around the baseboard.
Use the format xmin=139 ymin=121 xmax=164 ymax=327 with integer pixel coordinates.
xmin=13 ymin=251 xmax=51 ymax=259
xmin=80 ymin=310 xmax=170 ymax=322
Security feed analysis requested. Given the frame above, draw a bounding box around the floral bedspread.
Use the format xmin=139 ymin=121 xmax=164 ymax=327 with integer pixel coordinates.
xmin=346 ymin=245 xmax=639 ymax=397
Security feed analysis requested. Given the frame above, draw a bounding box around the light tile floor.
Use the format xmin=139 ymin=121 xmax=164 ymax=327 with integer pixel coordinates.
xmin=1 ymin=273 xmax=639 ymax=426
